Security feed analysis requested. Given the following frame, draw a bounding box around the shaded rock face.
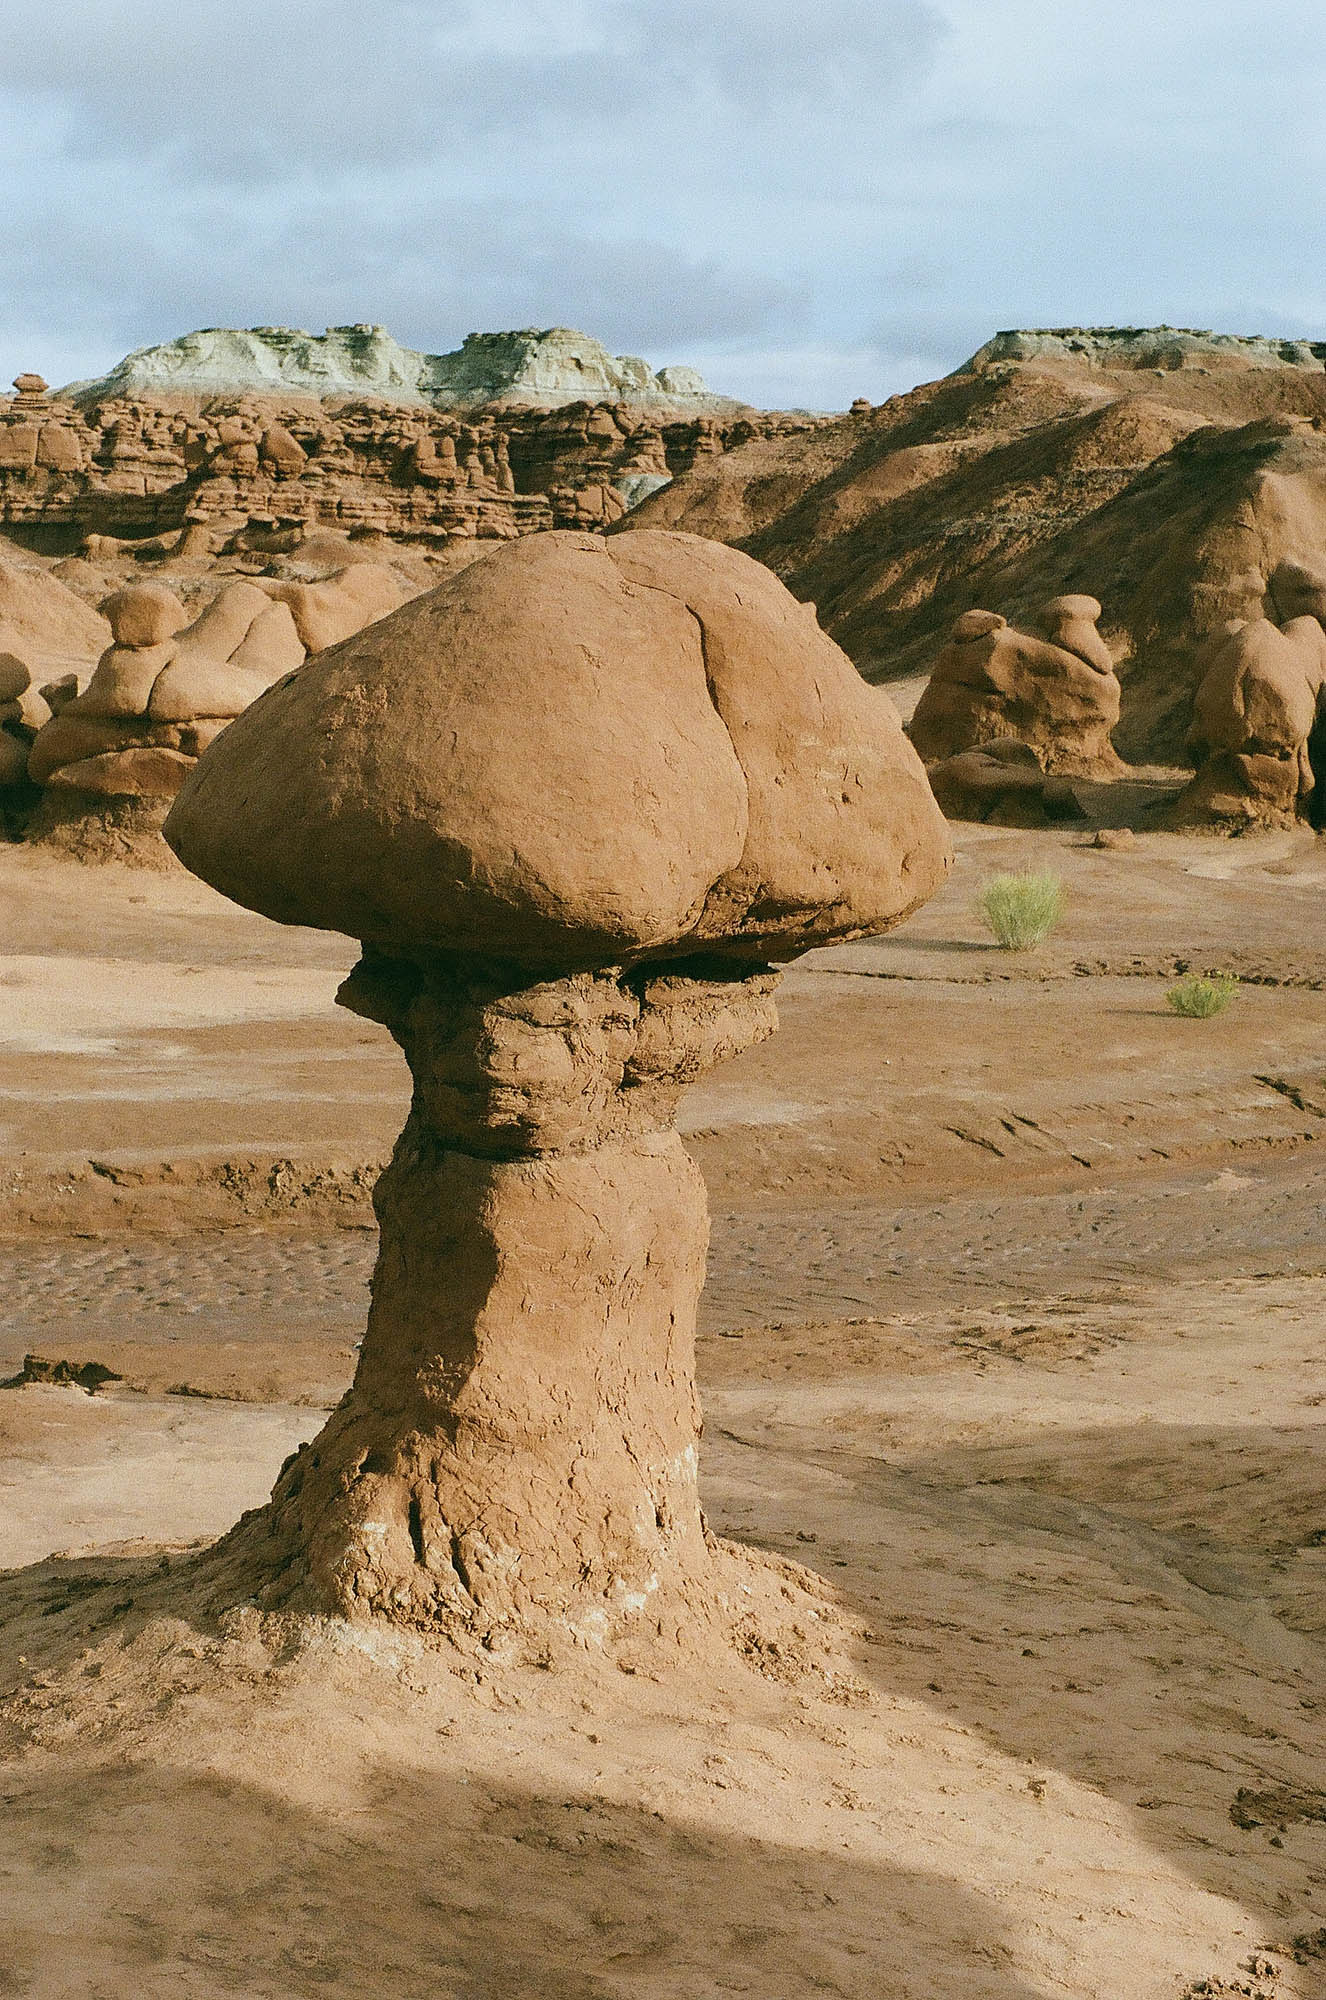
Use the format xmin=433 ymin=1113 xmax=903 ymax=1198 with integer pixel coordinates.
xmin=0 ymin=652 xmax=45 ymax=790
xmin=1167 ymin=574 xmax=1326 ymax=828
xmin=908 ymin=595 xmax=1123 ymax=786
xmin=166 ymin=531 xmax=951 ymax=1638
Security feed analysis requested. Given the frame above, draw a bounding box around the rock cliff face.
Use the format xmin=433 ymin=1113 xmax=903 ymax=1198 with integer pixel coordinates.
xmin=62 ymin=324 xmax=745 ymax=414
xmin=0 ymin=370 xmax=814 ymax=550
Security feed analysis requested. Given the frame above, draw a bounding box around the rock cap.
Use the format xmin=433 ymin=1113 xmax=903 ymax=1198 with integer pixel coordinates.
xmin=166 ymin=530 xmax=951 ymax=971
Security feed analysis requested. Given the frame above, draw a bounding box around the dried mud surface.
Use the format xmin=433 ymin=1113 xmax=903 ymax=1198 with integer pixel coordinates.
xmin=1 ymin=828 xmax=1324 ymax=1998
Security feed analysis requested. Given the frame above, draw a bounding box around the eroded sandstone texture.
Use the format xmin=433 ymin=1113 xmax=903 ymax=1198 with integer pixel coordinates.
xmin=253 ymin=960 xmax=779 ymax=1627
xmin=167 ymin=531 xmax=950 ymax=1637
xmin=0 ymin=369 xmax=817 ymax=552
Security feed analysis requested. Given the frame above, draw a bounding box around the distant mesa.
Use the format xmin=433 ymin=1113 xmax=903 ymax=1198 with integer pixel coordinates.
xmin=965 ymin=325 xmax=1326 ymax=373
xmin=60 ymin=324 xmax=748 ymax=414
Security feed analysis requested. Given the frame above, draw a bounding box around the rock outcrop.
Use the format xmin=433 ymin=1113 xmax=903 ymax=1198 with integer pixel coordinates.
xmin=165 ymin=530 xmax=951 ymax=1637
xmin=1165 ymin=572 xmax=1326 ymax=827
xmin=27 ymin=578 xmax=304 ymax=807
xmin=908 ymin=595 xmax=1124 ymax=783
xmin=0 ymin=368 xmax=812 ymax=552
xmin=62 ymin=324 xmax=746 ymax=414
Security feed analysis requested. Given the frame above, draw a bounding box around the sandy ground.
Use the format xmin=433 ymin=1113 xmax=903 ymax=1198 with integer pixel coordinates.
xmin=1 ymin=829 xmax=1324 ymax=1998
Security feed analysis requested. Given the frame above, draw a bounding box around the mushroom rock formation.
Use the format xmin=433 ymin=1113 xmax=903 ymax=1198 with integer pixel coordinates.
xmin=166 ymin=529 xmax=950 ymax=1637
xmin=1166 ymin=611 xmax=1326 ymax=829
xmin=256 ymin=561 xmax=410 ymax=654
xmin=909 ymin=596 xmax=1125 ymax=782
xmin=27 ymin=580 xmax=305 ymax=820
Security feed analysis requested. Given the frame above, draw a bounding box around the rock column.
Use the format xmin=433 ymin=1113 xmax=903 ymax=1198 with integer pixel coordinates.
xmin=247 ymin=957 xmax=779 ymax=1635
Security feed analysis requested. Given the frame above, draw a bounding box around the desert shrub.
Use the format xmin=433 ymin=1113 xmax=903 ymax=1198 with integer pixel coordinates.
xmin=1166 ymin=972 xmax=1238 ymax=1018
xmin=977 ymin=870 xmax=1066 ymax=949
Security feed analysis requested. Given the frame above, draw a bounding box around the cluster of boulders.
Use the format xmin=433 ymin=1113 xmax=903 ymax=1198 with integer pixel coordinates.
xmin=908 ymin=595 xmax=1125 ymax=823
xmin=907 ymin=563 xmax=1326 ymax=831
xmin=0 ymin=557 xmax=411 ymax=852
xmin=26 ymin=579 xmax=304 ymax=803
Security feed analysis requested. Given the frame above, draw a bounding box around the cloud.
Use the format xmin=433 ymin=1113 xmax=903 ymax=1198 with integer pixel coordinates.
xmin=2 ymin=0 xmax=944 ymax=176
xmin=0 ymin=176 xmax=804 ymax=385
xmin=2 ymin=0 xmax=1325 ymax=408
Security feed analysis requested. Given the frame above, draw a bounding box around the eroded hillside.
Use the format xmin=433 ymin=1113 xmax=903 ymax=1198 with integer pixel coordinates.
xmin=618 ymin=331 xmax=1326 ymax=759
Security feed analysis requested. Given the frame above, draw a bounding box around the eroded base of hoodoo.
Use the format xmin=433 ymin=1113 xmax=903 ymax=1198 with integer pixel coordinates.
xmin=23 ymin=789 xmax=179 ymax=866
xmin=220 ymin=960 xmax=780 ymax=1641
xmin=240 ymin=1133 xmax=716 ymax=1634
xmin=1156 ymin=751 xmax=1311 ymax=832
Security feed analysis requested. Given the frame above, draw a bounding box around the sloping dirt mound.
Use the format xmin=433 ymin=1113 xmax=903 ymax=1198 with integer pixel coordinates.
xmin=0 ymin=557 xmax=110 ymax=684
xmin=618 ymin=347 xmax=1326 ymax=762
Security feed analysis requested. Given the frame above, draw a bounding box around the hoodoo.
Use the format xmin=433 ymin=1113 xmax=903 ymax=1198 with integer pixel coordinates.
xmin=165 ymin=529 xmax=950 ymax=1638
xmin=1169 ymin=574 xmax=1326 ymax=828
xmin=909 ymin=596 xmax=1124 ymax=778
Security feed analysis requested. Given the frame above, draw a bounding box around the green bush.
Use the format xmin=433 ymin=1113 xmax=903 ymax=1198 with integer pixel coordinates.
xmin=977 ymin=870 xmax=1066 ymax=950
xmin=1166 ymin=972 xmax=1238 ymax=1018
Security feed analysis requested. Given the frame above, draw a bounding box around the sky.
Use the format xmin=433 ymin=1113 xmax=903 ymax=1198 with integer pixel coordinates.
xmin=2 ymin=0 xmax=1324 ymax=409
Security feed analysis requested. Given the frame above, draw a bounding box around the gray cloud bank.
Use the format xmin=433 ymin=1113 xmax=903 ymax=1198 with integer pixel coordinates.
xmin=2 ymin=0 xmax=1323 ymax=408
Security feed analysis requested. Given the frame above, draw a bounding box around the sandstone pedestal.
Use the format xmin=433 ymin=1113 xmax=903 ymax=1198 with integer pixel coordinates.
xmin=245 ymin=960 xmax=777 ymax=1631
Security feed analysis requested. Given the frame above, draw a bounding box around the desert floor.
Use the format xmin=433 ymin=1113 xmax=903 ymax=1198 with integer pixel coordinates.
xmin=1 ymin=822 xmax=1324 ymax=1999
